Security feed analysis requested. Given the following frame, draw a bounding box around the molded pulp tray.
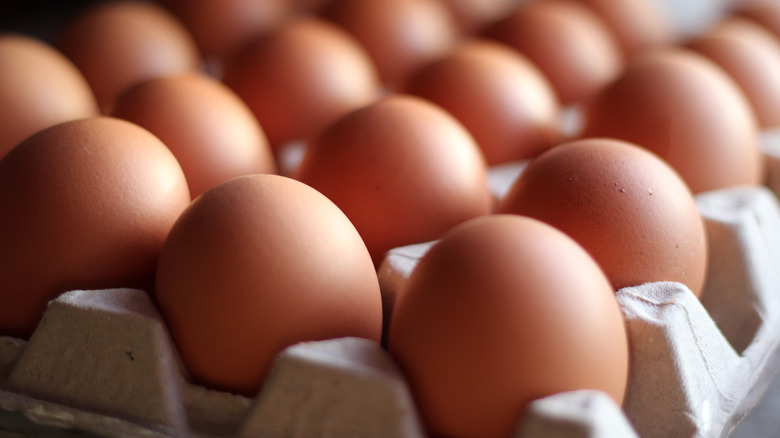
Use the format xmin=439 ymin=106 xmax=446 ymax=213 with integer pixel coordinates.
xmin=3 ymin=143 xmax=780 ymax=437
xmin=0 ymin=0 xmax=773 ymax=437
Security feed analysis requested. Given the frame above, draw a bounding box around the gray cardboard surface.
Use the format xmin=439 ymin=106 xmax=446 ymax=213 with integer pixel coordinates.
xmin=239 ymin=338 xmax=426 ymax=438
xmin=514 ymin=390 xmax=639 ymax=438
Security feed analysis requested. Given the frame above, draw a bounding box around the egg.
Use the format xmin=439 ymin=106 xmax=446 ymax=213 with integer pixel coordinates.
xmin=688 ymin=17 xmax=780 ymax=128
xmin=499 ymin=138 xmax=708 ymax=296
xmin=388 ymin=214 xmax=629 ymax=438
xmin=483 ymin=0 xmax=623 ymax=104
xmin=160 ymin=0 xmax=293 ymax=62
xmin=569 ymin=0 xmax=674 ymax=57
xmin=154 ymin=174 xmax=382 ymax=396
xmin=295 ymin=94 xmax=493 ymax=266
xmin=0 ymin=33 xmax=99 ymax=160
xmin=57 ymin=0 xmax=201 ymax=113
xmin=580 ymin=48 xmax=762 ymax=193
xmin=0 ymin=117 xmax=191 ymax=339
xmin=287 ymin=0 xmax=330 ymax=13
xmin=437 ymin=0 xmax=518 ymax=34
xmin=734 ymin=1 xmax=780 ymax=41
xmin=319 ymin=0 xmax=458 ymax=89
xmin=111 ymin=72 xmax=276 ymax=198
xmin=222 ymin=17 xmax=381 ymax=150
xmin=404 ymin=39 xmax=560 ymax=165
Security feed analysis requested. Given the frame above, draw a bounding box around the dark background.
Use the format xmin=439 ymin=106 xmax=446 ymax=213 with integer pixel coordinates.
xmin=1 ymin=0 xmax=119 ymax=41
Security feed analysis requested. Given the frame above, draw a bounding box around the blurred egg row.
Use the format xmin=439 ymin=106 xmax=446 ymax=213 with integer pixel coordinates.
xmin=0 ymin=0 xmax=778 ymax=437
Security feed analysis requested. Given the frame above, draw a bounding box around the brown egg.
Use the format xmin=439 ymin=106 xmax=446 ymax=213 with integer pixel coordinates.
xmin=570 ymin=0 xmax=674 ymax=57
xmin=734 ymin=1 xmax=780 ymax=41
xmin=404 ymin=39 xmax=560 ymax=165
xmin=111 ymin=72 xmax=276 ymax=198
xmin=287 ymin=0 xmax=330 ymax=13
xmin=580 ymin=48 xmax=762 ymax=193
xmin=688 ymin=17 xmax=780 ymax=128
xmin=0 ymin=117 xmax=191 ymax=339
xmin=57 ymin=0 xmax=201 ymax=113
xmin=499 ymin=138 xmax=708 ymax=296
xmin=160 ymin=0 xmax=293 ymax=61
xmin=483 ymin=0 xmax=623 ymax=104
xmin=437 ymin=0 xmax=517 ymax=34
xmin=295 ymin=94 xmax=493 ymax=266
xmin=0 ymin=34 xmax=99 ymax=160
xmin=320 ymin=0 xmax=458 ymax=88
xmin=154 ymin=174 xmax=382 ymax=396
xmin=222 ymin=17 xmax=381 ymax=150
xmin=388 ymin=214 xmax=629 ymax=438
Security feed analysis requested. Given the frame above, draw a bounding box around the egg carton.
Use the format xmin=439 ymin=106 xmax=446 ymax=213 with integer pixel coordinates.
xmin=4 ymin=128 xmax=780 ymax=438
xmin=0 ymin=182 xmax=777 ymax=438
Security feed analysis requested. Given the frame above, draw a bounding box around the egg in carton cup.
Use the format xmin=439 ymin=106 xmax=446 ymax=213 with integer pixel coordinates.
xmin=0 ymin=140 xmax=778 ymax=437
xmin=381 ymin=144 xmax=780 ymax=437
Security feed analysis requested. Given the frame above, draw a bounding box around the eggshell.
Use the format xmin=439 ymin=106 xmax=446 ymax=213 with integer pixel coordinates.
xmin=570 ymin=0 xmax=674 ymax=57
xmin=437 ymin=0 xmax=518 ymax=34
xmin=295 ymin=94 xmax=493 ymax=266
xmin=222 ymin=17 xmax=381 ymax=149
xmin=319 ymin=0 xmax=458 ymax=89
xmin=0 ymin=117 xmax=191 ymax=339
xmin=154 ymin=174 xmax=382 ymax=397
xmin=111 ymin=72 xmax=276 ymax=198
xmin=404 ymin=39 xmax=560 ymax=165
xmin=580 ymin=48 xmax=763 ymax=193
xmin=483 ymin=0 xmax=623 ymax=104
xmin=0 ymin=33 xmax=99 ymax=160
xmin=57 ymin=0 xmax=201 ymax=113
xmin=388 ymin=214 xmax=629 ymax=438
xmin=688 ymin=17 xmax=780 ymax=128
xmin=734 ymin=1 xmax=780 ymax=41
xmin=498 ymin=138 xmax=708 ymax=296
xmin=160 ymin=0 xmax=293 ymax=61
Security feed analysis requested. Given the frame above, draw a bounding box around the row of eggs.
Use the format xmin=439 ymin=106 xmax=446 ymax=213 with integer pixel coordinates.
xmin=1 ymin=0 xmax=778 ymax=437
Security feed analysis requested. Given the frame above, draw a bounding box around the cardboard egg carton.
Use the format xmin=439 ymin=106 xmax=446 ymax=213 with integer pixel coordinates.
xmin=1 ymin=168 xmax=780 ymax=438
